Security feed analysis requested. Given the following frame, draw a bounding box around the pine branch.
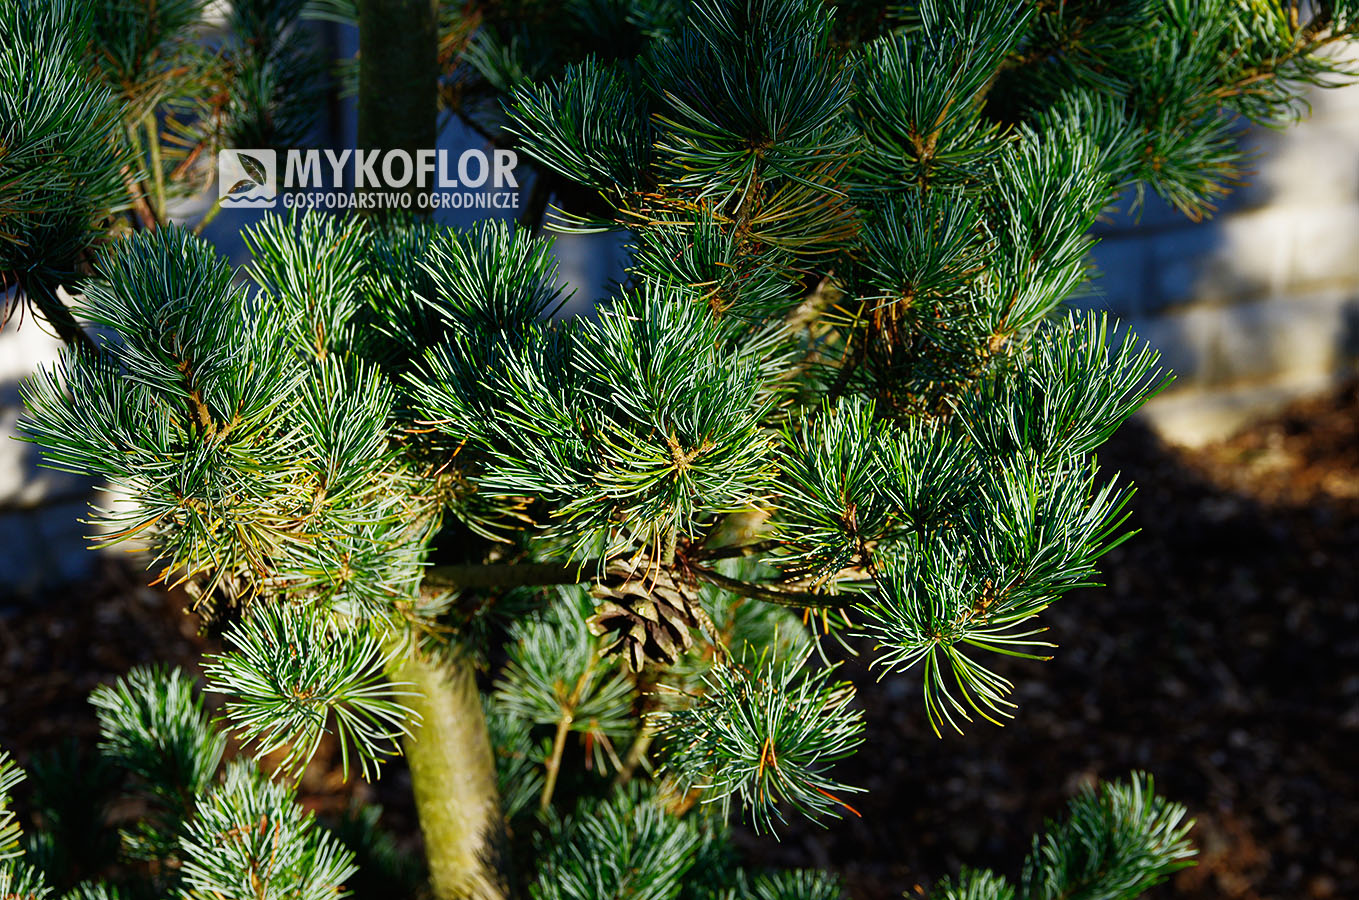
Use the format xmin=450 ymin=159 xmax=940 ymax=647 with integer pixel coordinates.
xmin=178 ymin=761 xmax=357 ymax=900
xmin=23 ymin=0 xmax=1358 ymax=875
xmin=204 ymin=605 xmax=418 ymax=781
xmin=423 ymin=560 xmax=597 ymax=591
xmin=1020 ymin=773 xmax=1196 ymax=900
xmin=653 ymin=650 xmax=865 ymax=832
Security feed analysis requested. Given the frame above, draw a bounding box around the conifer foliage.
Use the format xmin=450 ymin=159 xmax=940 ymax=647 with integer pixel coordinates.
xmin=6 ymin=0 xmax=1359 ymax=897
xmin=1 ymin=0 xmax=317 ymax=342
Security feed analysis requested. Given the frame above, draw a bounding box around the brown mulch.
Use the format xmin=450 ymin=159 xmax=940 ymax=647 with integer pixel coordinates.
xmin=2 ymin=383 xmax=1358 ymax=899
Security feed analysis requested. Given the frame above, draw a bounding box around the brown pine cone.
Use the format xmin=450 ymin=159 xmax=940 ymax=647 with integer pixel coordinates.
xmin=587 ymin=557 xmax=706 ymax=671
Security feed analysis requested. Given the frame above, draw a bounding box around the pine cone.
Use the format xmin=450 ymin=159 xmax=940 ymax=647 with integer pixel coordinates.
xmin=588 ymin=558 xmax=705 ymax=671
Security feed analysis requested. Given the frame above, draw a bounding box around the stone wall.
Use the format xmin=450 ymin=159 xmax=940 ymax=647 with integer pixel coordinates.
xmin=0 ymin=318 xmax=99 ymax=594
xmin=1086 ymin=68 xmax=1359 ymax=445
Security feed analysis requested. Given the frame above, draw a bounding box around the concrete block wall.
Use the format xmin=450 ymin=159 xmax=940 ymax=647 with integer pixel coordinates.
xmin=1085 ymin=59 xmax=1359 ymax=445
xmin=0 ymin=319 xmax=100 ymax=594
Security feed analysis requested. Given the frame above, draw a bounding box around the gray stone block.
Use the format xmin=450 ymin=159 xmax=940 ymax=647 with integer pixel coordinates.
xmin=1285 ymin=206 xmax=1359 ymax=290
xmin=0 ymin=324 xmax=95 ymax=509
xmin=1129 ymin=289 xmax=1359 ymax=392
xmin=1086 ymin=235 xmax=1155 ymax=317
xmin=1139 ymin=370 xmax=1341 ymax=448
xmin=1249 ymin=126 xmax=1359 ymax=210
xmin=1147 ymin=212 xmax=1290 ymax=311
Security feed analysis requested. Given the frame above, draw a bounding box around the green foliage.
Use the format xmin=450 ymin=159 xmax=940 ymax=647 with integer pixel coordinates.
xmin=419 ymin=218 xmax=568 ymax=338
xmin=20 ymin=742 xmax=120 ymax=888
xmin=204 ymin=604 xmax=418 ymax=780
xmin=219 ymin=0 xmax=325 ymax=148
xmin=507 ymin=58 xmax=654 ymax=195
xmin=994 ymin=0 xmax=1359 ymax=217
xmin=774 ymin=397 xmax=971 ymax=576
xmin=530 ymin=786 xmax=703 ymax=900
xmin=90 ymin=664 xmax=226 ymax=863
xmin=526 ymin=785 xmax=849 ymax=900
xmin=927 ymin=773 xmax=1195 ymax=900
xmin=1 ymin=0 xmax=328 ymax=338
xmin=21 ymin=223 xmax=434 ymax=613
xmin=59 ymin=883 xmax=124 ymax=900
xmin=980 ymin=125 xmax=1107 ymax=337
xmin=483 ymin=695 xmax=548 ymax=822
xmin=852 ymin=0 xmax=1028 ymax=187
xmin=626 ymin=214 xmax=800 ymax=320
xmin=85 ymin=0 xmax=322 ymax=214
xmin=1 ymin=668 xmax=381 ymax=899
xmin=654 ymin=652 xmax=864 ymax=832
xmin=326 ymin=801 xmax=427 ymax=899
xmin=692 ymin=564 xmax=816 ymax=666
xmin=1020 ymin=774 xmax=1195 ymax=900
xmin=22 ymin=226 xmax=300 ymax=582
xmin=0 ymin=860 xmax=49 ymax=900
xmin=413 ymin=282 xmax=777 ymax=555
xmin=741 ymin=869 xmax=846 ymax=900
xmin=494 ymin=587 xmax=636 ymax=752
xmin=349 ymin=215 xmax=441 ymax=354
xmin=933 ymin=868 xmax=1017 ymax=900
xmin=858 ymin=457 xmax=1132 ymax=734
xmin=19 ymin=0 xmax=1359 ymax=893
xmin=959 ymin=312 xmax=1169 ymax=465
xmin=244 ymin=211 xmax=369 ymax=359
xmin=0 ymin=0 xmax=125 ymax=333
xmin=178 ymin=761 xmax=356 ymax=900
xmin=91 ymin=666 xmax=225 ymax=808
xmin=87 ymin=0 xmax=212 ymax=118
xmin=759 ymin=312 xmax=1166 ymax=735
xmin=648 ymin=0 xmax=855 ymax=209
xmin=0 ymin=751 xmax=25 ymax=862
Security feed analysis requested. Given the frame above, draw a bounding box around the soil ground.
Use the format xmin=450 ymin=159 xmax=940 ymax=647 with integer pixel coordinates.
xmin=3 ymin=383 xmax=1357 ymax=899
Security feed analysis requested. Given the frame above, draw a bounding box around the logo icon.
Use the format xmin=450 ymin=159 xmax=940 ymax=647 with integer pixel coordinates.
xmin=218 ymin=149 xmax=276 ymax=208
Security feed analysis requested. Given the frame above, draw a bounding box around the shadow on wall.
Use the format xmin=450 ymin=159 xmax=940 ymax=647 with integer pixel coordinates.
xmin=0 ymin=317 xmax=101 ymax=596
xmin=1084 ymin=48 xmax=1359 ymax=446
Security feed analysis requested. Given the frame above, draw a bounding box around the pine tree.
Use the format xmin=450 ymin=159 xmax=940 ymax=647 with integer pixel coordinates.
xmin=6 ymin=0 xmax=1359 ymax=897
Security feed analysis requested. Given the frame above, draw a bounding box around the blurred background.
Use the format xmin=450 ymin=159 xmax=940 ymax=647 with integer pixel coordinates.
xmin=1 ymin=13 xmax=1356 ymax=900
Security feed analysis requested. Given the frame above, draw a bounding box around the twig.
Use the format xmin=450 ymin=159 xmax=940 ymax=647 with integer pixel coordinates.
xmin=690 ymin=563 xmax=856 ymax=610
xmin=614 ymin=725 xmax=654 ymax=786
xmin=540 ymin=716 xmax=572 ymax=812
xmin=422 ymin=559 xmax=598 ymax=592
xmin=193 ymin=196 xmax=224 ymax=236
xmin=540 ymin=657 xmax=595 ymax=811
xmin=143 ymin=112 xmax=168 ymax=226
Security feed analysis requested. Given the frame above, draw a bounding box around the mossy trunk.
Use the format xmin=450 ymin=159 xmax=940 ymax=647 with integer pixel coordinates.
xmin=357 ymin=0 xmax=437 ymax=207
xmin=392 ymin=652 xmax=510 ymax=900
xmin=356 ymin=4 xmax=510 ymax=897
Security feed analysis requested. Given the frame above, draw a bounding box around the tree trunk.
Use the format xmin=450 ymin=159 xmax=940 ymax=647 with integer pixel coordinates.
xmin=357 ymin=5 xmax=510 ymax=897
xmin=357 ymin=0 xmax=437 ymax=207
xmin=392 ymin=651 xmax=511 ymax=900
